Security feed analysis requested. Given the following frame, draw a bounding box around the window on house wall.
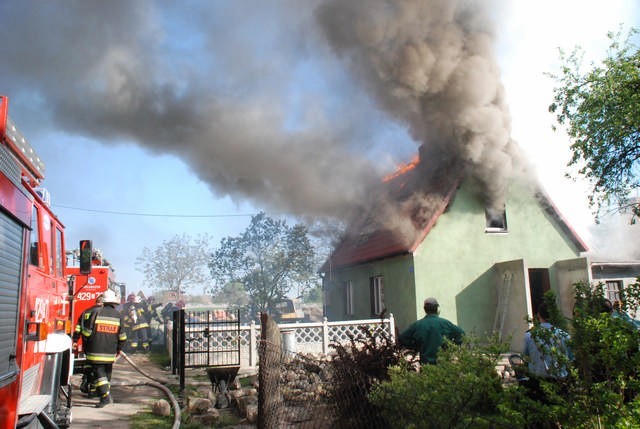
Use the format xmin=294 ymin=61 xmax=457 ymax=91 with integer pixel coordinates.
xmin=370 ymin=276 xmax=384 ymax=316
xmin=605 ymin=280 xmax=623 ymax=307
xmin=344 ymin=281 xmax=354 ymax=316
xmin=485 ymin=206 xmax=508 ymax=233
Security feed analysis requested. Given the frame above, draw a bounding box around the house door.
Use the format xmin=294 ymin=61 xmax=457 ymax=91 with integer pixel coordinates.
xmin=494 ymin=259 xmax=530 ymax=352
xmin=528 ymin=268 xmax=550 ymax=316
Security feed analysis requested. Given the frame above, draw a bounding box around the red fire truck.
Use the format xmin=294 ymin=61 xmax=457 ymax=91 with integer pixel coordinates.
xmin=0 ymin=96 xmax=73 ymax=428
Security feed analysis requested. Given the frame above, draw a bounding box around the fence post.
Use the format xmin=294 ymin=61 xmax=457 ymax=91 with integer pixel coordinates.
xmin=322 ymin=317 xmax=329 ymax=355
xmin=388 ymin=313 xmax=396 ymax=342
xmin=249 ymin=320 xmax=257 ymax=367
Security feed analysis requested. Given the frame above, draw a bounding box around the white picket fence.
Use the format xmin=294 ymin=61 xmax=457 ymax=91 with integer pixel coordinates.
xmin=168 ymin=315 xmax=396 ymax=370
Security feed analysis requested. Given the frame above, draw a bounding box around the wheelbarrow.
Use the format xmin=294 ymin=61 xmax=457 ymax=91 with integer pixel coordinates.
xmin=206 ymin=365 xmax=240 ymax=409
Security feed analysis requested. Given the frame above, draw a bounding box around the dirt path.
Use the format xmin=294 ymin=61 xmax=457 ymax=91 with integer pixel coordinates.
xmin=69 ymin=353 xmax=177 ymax=429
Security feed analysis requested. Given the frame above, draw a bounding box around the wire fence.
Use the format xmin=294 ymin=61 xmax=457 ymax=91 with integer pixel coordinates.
xmin=168 ymin=310 xmax=396 ymax=428
xmin=257 ymin=313 xmax=391 ymax=429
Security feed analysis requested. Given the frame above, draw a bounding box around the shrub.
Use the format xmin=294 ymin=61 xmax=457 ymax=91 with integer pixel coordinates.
xmin=369 ymin=335 xmax=515 ymax=429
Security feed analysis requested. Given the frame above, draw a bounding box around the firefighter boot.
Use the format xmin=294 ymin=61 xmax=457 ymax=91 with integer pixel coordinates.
xmin=95 ymin=394 xmax=114 ymax=408
xmin=79 ymin=377 xmax=89 ymax=394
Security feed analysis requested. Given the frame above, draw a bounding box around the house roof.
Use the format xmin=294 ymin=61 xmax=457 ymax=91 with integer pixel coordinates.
xmin=321 ymin=148 xmax=588 ymax=272
xmin=534 ymin=188 xmax=589 ymax=254
xmin=321 ymin=148 xmax=462 ymax=271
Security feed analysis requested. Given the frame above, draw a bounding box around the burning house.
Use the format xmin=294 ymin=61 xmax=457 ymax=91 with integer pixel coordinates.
xmin=320 ymin=145 xmax=591 ymax=352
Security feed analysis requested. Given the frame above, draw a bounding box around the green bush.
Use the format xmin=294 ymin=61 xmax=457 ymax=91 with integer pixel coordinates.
xmin=367 ymin=282 xmax=640 ymax=428
xmin=328 ymin=281 xmax=640 ymax=428
xmin=369 ymin=335 xmax=516 ymax=429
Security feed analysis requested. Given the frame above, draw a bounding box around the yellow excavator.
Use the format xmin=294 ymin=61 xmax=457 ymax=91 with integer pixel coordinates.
xmin=272 ymin=298 xmax=306 ymax=323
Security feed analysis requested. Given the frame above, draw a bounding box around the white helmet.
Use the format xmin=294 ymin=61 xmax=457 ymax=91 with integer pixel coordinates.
xmin=102 ymin=289 xmax=119 ymax=304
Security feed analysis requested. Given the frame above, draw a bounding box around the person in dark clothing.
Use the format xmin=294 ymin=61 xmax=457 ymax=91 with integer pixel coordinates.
xmin=143 ymin=296 xmax=163 ymax=345
xmin=522 ymin=301 xmax=573 ymax=402
xmin=73 ymin=294 xmax=104 ymax=397
xmin=79 ymin=289 xmax=127 ymax=408
xmin=398 ymin=297 xmax=465 ymax=364
xmin=123 ymin=293 xmax=150 ymax=353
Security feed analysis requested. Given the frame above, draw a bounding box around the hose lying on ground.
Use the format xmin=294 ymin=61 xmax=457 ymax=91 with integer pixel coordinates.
xmin=113 ymin=351 xmax=182 ymax=429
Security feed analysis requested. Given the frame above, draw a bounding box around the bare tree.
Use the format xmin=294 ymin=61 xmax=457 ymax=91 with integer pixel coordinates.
xmin=135 ymin=233 xmax=211 ymax=299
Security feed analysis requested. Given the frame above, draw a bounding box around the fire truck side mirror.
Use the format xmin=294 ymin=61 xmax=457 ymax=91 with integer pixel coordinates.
xmin=79 ymin=240 xmax=93 ymax=274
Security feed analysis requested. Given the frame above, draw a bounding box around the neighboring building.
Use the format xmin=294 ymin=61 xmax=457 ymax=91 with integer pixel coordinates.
xmin=590 ymin=261 xmax=640 ymax=318
xmin=320 ymin=146 xmax=590 ymax=352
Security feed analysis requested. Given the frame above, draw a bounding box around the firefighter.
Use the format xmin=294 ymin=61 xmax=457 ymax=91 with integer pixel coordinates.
xmin=122 ymin=294 xmax=137 ymax=352
xmin=72 ymin=293 xmax=104 ymax=397
xmin=125 ymin=294 xmax=150 ymax=353
xmin=79 ymin=289 xmax=126 ymax=408
xmin=144 ymin=296 xmax=163 ymax=345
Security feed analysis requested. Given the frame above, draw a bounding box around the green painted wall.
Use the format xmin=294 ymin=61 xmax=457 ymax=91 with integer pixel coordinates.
xmin=324 ymin=179 xmax=583 ymax=339
xmin=413 ymin=180 xmax=581 ymax=334
xmin=324 ymin=254 xmax=416 ymax=329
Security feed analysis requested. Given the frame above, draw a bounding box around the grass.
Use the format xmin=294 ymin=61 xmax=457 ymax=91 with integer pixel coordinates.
xmin=130 ymin=411 xmax=175 ymax=429
xmin=130 ymin=408 xmax=246 ymax=428
xmin=148 ymin=348 xmax=172 ymax=368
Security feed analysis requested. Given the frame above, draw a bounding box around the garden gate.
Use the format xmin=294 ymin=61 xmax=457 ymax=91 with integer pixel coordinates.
xmin=172 ymin=308 xmax=241 ymax=393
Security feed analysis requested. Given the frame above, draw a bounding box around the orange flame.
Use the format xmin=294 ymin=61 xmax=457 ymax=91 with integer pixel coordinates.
xmin=383 ymin=154 xmax=419 ymax=182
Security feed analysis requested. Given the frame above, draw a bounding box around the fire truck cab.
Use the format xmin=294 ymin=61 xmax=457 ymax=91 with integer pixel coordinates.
xmin=66 ymin=240 xmax=122 ymax=371
xmin=0 ymin=96 xmax=73 ymax=428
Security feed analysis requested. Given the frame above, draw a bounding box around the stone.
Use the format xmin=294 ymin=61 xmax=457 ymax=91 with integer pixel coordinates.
xmin=245 ymin=404 xmax=258 ymax=423
xmin=151 ymin=399 xmax=171 ymax=417
xmin=189 ymin=408 xmax=220 ymax=426
xmin=189 ymin=397 xmax=213 ymax=415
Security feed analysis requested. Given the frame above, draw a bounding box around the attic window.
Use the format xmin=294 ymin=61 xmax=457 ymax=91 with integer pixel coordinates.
xmin=485 ymin=206 xmax=508 ymax=233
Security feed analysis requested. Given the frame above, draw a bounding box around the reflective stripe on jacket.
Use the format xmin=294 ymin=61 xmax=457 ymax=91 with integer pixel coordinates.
xmin=82 ymin=304 xmax=127 ymax=362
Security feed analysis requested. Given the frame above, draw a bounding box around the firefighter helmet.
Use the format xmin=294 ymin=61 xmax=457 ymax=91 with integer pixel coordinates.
xmin=103 ymin=289 xmax=119 ymax=304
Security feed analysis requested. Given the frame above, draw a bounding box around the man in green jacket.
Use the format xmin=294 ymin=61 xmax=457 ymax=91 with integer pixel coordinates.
xmin=398 ymin=297 xmax=464 ymax=364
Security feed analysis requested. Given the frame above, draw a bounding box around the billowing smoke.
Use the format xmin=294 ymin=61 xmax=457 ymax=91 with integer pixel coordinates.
xmin=316 ymin=0 xmax=527 ymax=213
xmin=0 ymin=0 xmax=527 ymax=238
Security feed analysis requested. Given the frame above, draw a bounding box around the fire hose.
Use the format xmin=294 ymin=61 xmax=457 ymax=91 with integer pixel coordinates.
xmin=112 ymin=351 xmax=181 ymax=429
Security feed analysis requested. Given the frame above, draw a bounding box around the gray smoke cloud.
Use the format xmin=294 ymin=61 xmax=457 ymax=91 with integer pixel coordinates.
xmin=316 ymin=0 xmax=528 ymax=212
xmin=0 ymin=0 xmax=385 ymax=226
xmin=0 ymin=0 xmax=527 ymax=234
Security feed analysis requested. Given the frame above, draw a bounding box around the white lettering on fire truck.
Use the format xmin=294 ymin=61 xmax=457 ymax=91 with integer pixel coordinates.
xmin=34 ymin=297 xmax=49 ymax=322
xmin=76 ymin=292 xmax=98 ymax=301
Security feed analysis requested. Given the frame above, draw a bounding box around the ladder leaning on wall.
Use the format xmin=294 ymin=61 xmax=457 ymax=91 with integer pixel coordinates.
xmin=493 ymin=272 xmax=514 ymax=341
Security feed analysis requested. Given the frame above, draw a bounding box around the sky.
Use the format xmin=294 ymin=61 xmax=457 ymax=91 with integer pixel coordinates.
xmin=0 ymin=0 xmax=638 ymax=298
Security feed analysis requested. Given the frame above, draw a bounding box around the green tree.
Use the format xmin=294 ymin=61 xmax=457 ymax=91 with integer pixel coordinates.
xmin=301 ymin=285 xmax=323 ymax=304
xmin=549 ymin=27 xmax=640 ymax=220
xmin=211 ymin=281 xmax=249 ymax=308
xmin=135 ymin=233 xmax=211 ymax=299
xmin=209 ymin=212 xmax=318 ymax=313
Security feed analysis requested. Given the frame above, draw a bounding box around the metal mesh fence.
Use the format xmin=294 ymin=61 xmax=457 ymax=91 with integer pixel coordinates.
xmin=257 ymin=315 xmax=390 ymax=429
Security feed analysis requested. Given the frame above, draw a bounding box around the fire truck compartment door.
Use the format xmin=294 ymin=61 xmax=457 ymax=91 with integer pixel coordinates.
xmin=0 ymin=211 xmax=23 ymax=380
xmin=18 ymin=394 xmax=50 ymax=415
